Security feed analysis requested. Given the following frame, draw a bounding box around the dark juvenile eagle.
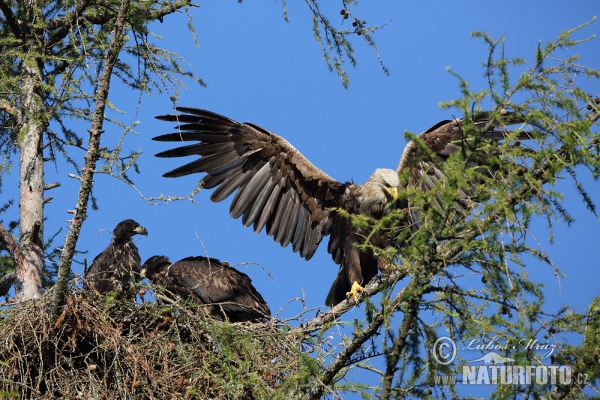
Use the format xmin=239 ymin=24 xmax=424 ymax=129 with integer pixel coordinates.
xmin=85 ymin=219 xmax=148 ymax=298
xmin=154 ymin=108 xmax=525 ymax=306
xmin=142 ymin=255 xmax=270 ymax=322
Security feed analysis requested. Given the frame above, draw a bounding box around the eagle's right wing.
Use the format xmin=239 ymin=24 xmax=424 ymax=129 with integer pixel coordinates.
xmin=154 ymin=108 xmax=347 ymax=260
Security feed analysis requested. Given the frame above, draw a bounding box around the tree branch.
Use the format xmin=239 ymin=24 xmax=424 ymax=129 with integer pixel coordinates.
xmin=381 ymin=289 xmax=423 ymax=399
xmin=0 ymin=223 xmax=21 ymax=260
xmin=308 ymin=272 xmax=433 ymax=399
xmin=0 ymin=271 xmax=16 ymax=297
xmin=50 ymin=0 xmax=132 ymax=328
xmin=0 ymin=222 xmax=23 ymax=297
xmin=150 ymin=0 xmax=196 ymax=22
xmin=0 ymin=99 xmax=17 ymax=115
xmin=300 ymin=114 xmax=599 ymax=395
xmin=301 ymin=105 xmax=600 ymax=332
xmin=45 ymin=0 xmax=94 ymax=48
xmin=586 ymin=96 xmax=600 ymax=123
xmin=296 ymin=268 xmax=409 ymax=333
xmin=0 ymin=0 xmax=21 ymax=38
xmin=309 ymin=288 xmax=403 ymax=400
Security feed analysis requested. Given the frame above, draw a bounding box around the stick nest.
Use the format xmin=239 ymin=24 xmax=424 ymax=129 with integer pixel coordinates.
xmin=0 ymin=290 xmax=308 ymax=399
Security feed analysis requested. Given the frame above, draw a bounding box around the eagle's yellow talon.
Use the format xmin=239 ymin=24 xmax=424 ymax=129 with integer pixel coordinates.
xmin=346 ymin=281 xmax=365 ymax=302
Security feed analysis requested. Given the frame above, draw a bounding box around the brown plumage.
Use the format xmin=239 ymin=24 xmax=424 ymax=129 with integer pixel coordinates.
xmin=154 ymin=108 xmax=526 ymax=306
xmin=142 ymin=255 xmax=270 ymax=322
xmin=396 ymin=115 xmax=531 ymax=226
xmin=85 ymin=219 xmax=148 ymax=299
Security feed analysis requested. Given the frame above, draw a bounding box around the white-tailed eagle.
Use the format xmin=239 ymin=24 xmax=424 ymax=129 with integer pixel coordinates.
xmin=142 ymin=255 xmax=270 ymax=322
xmin=85 ymin=219 xmax=148 ymax=299
xmin=154 ymin=108 xmax=525 ymax=306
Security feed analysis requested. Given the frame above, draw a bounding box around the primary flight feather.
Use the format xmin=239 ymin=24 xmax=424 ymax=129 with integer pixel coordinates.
xmin=154 ymin=108 xmax=526 ymax=306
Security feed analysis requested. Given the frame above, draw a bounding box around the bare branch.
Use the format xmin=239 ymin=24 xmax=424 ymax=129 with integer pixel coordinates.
xmin=43 ymin=182 xmax=61 ymax=191
xmin=296 ymin=268 xmax=408 ymax=332
xmin=0 ymin=271 xmax=16 ymax=297
xmin=0 ymin=222 xmax=21 ymax=297
xmin=50 ymin=0 xmax=132 ymax=328
xmin=0 ymin=222 xmax=22 ymax=263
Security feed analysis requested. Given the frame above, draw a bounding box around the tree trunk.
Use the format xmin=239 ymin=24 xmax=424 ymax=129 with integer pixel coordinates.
xmin=15 ymin=61 xmax=46 ymax=301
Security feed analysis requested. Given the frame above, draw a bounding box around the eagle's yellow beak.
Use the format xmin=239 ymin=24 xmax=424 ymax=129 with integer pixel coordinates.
xmin=386 ymin=186 xmax=399 ymax=201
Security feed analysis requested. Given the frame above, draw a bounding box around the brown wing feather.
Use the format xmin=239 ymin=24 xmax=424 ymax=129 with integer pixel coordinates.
xmin=154 ymin=108 xmax=345 ymax=260
xmin=85 ymin=241 xmax=142 ymax=298
xmin=397 ymin=113 xmax=530 ymax=177
xmin=169 ymin=256 xmax=270 ymax=322
xmin=396 ymin=112 xmax=529 ymax=228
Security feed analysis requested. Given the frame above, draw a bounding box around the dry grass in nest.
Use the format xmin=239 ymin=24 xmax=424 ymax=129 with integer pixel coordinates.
xmin=0 ymin=290 xmax=309 ymax=399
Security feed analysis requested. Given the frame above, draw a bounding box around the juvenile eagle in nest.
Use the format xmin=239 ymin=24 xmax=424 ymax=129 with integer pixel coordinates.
xmin=154 ymin=108 xmax=525 ymax=306
xmin=85 ymin=219 xmax=148 ymax=298
xmin=142 ymin=255 xmax=270 ymax=322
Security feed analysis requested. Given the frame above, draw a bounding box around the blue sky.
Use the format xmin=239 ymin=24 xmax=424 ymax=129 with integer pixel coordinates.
xmin=91 ymin=1 xmax=598 ymax=318
xmin=4 ymin=1 xmax=600 ymax=397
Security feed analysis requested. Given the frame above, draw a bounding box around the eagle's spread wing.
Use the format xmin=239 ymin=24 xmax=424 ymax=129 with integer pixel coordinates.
xmin=154 ymin=108 xmax=530 ymax=307
xmin=154 ymin=108 xmax=346 ymax=260
xmin=396 ymin=113 xmax=530 ymax=227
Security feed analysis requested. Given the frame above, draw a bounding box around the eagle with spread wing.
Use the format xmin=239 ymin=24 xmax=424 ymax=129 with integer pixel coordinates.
xmin=85 ymin=219 xmax=148 ymax=299
xmin=142 ymin=255 xmax=270 ymax=322
xmin=154 ymin=108 xmax=524 ymax=306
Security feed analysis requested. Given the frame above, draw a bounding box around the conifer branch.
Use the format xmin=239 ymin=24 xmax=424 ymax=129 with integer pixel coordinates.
xmin=0 ymin=0 xmax=21 ymax=38
xmin=51 ymin=0 xmax=132 ymax=328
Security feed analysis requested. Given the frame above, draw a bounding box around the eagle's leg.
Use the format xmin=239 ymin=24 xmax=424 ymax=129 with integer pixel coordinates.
xmin=346 ymin=281 xmax=365 ymax=302
xmin=343 ymin=239 xmax=369 ymax=302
